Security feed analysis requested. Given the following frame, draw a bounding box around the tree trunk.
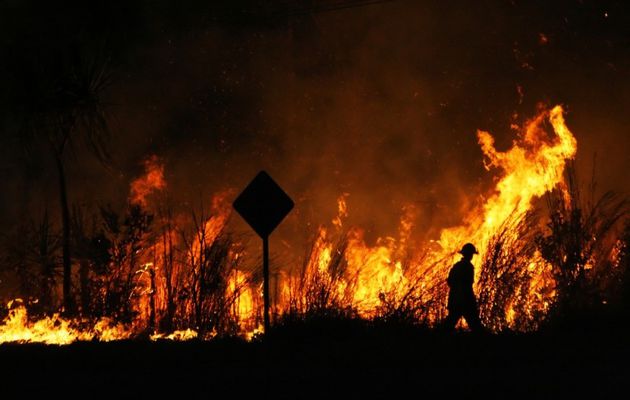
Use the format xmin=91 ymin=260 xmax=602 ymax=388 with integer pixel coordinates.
xmin=56 ymin=156 xmax=74 ymax=314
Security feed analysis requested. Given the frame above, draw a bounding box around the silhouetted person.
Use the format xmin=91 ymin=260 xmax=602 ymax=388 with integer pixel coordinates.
xmin=443 ymin=243 xmax=484 ymax=332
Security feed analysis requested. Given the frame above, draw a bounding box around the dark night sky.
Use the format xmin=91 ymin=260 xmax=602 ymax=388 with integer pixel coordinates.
xmin=1 ymin=0 xmax=629 ymax=249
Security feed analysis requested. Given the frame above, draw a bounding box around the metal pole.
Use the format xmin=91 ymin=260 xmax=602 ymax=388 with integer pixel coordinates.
xmin=263 ymin=235 xmax=270 ymax=334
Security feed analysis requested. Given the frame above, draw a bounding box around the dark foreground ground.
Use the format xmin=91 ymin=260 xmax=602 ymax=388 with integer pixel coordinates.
xmin=1 ymin=319 xmax=628 ymax=398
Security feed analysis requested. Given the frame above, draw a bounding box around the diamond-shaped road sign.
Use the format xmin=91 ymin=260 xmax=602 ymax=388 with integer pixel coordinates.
xmin=233 ymin=171 xmax=294 ymax=239
xmin=233 ymin=171 xmax=294 ymax=334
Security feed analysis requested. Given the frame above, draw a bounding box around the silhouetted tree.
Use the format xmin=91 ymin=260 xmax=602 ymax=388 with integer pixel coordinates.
xmin=2 ymin=211 xmax=61 ymax=312
xmin=71 ymin=205 xmax=111 ymax=315
xmin=8 ymin=46 xmax=113 ymax=314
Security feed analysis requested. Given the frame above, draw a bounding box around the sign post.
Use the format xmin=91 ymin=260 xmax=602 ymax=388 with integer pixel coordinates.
xmin=262 ymin=236 xmax=269 ymax=331
xmin=233 ymin=171 xmax=294 ymax=334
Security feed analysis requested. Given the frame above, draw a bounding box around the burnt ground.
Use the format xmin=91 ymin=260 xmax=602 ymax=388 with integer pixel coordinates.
xmin=0 ymin=318 xmax=628 ymax=398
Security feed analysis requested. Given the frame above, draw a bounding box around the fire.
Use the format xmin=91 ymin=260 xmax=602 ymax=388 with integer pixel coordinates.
xmin=0 ymin=303 xmax=88 ymax=345
xmin=345 ymin=228 xmax=407 ymax=314
xmin=0 ymin=300 xmax=132 ymax=344
xmin=438 ymin=105 xmax=576 ymax=258
xmin=227 ymin=269 xmax=261 ymax=339
xmin=434 ymin=105 xmax=576 ymax=328
xmin=0 ymin=300 xmax=201 ymax=344
xmin=332 ymin=193 xmax=349 ymax=229
xmin=0 ymin=105 xmax=583 ymax=341
xmin=282 ymin=104 xmax=577 ymax=329
xmin=150 ymin=329 xmax=198 ymax=341
xmin=129 ymin=155 xmax=166 ymax=207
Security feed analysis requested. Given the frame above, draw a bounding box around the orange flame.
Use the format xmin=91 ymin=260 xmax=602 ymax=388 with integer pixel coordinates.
xmin=129 ymin=155 xmax=166 ymax=207
xmin=437 ymin=106 xmax=576 ymax=294
xmin=0 ymin=300 xmax=133 ymax=344
xmin=277 ymin=105 xmax=577 ymax=328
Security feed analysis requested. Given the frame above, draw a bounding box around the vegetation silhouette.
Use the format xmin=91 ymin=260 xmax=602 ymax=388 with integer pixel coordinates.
xmin=6 ymin=43 xmax=114 ymax=315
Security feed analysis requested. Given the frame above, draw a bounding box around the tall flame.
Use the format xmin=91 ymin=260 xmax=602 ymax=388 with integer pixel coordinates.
xmin=281 ymin=105 xmax=577 ymax=326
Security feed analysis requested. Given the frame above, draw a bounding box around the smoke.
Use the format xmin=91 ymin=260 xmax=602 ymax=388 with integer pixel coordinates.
xmin=1 ymin=0 xmax=629 ymax=256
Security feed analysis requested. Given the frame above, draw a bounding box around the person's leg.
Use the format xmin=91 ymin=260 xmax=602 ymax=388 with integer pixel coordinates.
xmin=463 ymin=306 xmax=484 ymax=332
xmin=442 ymin=309 xmax=461 ymax=331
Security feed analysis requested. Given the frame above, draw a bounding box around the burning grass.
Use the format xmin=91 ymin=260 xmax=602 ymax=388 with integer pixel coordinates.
xmin=1 ymin=105 xmax=628 ymax=344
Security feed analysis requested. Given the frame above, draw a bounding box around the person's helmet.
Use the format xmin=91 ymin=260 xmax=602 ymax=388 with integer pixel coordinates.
xmin=459 ymin=243 xmax=478 ymax=256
